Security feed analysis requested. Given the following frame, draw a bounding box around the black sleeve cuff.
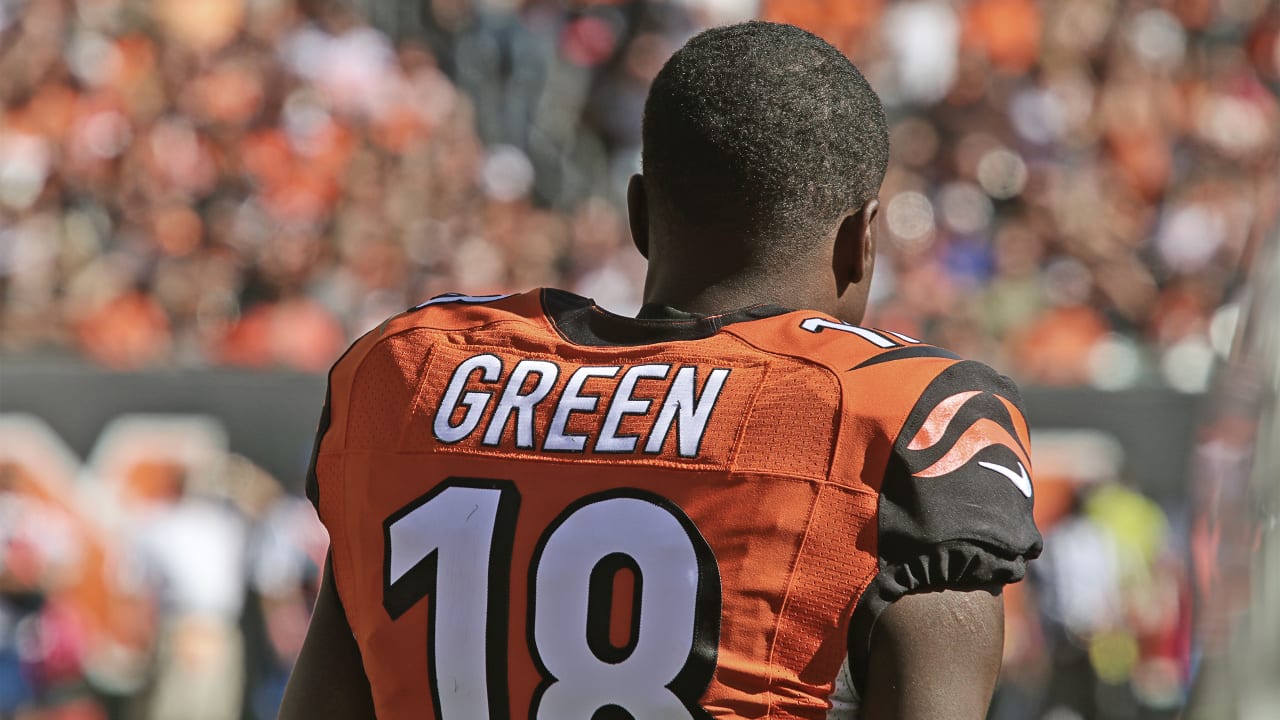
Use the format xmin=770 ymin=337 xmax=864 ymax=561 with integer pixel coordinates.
xmin=848 ymin=538 xmax=1032 ymax=691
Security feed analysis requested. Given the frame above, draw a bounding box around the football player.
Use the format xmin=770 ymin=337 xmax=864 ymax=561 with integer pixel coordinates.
xmin=280 ymin=21 xmax=1041 ymax=720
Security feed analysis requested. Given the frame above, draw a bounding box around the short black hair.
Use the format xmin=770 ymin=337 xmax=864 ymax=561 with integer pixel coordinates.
xmin=642 ymin=21 xmax=889 ymax=258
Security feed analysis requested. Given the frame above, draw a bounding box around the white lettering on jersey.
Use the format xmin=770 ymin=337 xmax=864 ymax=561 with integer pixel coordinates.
xmin=594 ymin=364 xmax=671 ymax=453
xmin=434 ymin=354 xmax=503 ymax=443
xmin=431 ymin=357 xmax=731 ymax=458
xmin=544 ymin=366 xmax=621 ymax=452
xmin=482 ymin=360 xmax=560 ymax=449
xmin=644 ymin=367 xmax=731 ymax=458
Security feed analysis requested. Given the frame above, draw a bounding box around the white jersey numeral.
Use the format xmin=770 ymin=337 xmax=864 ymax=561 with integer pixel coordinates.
xmin=799 ymin=317 xmax=910 ymax=348
xmin=383 ymin=480 xmax=720 ymax=719
xmin=531 ymin=495 xmax=718 ymax=719
xmin=384 ymin=482 xmax=516 ymax=719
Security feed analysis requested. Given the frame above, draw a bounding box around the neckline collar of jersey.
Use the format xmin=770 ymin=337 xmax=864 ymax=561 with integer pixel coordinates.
xmin=541 ymin=288 xmax=792 ymax=347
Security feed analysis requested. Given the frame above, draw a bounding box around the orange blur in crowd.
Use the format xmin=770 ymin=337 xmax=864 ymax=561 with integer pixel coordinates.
xmin=0 ymin=0 xmax=1272 ymax=391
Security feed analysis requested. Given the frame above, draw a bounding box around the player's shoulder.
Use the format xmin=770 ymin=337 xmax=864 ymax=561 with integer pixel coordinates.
xmin=723 ymin=310 xmax=960 ymax=377
xmin=724 ymin=310 xmax=1026 ymax=423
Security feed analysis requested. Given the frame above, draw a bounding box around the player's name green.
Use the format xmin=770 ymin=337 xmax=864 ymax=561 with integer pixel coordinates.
xmin=433 ymin=355 xmax=731 ymax=458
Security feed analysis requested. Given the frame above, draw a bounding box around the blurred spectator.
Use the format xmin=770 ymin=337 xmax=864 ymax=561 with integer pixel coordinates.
xmin=1031 ymin=481 xmax=1189 ymax=720
xmin=124 ymin=464 xmax=246 ymax=720
xmin=244 ymin=491 xmax=327 ymax=720
xmin=0 ymin=451 xmax=108 ymax=719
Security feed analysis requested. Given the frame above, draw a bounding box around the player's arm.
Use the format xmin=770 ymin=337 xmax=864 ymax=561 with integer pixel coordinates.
xmin=861 ymin=587 xmax=1004 ymax=720
xmin=278 ymin=553 xmax=376 ymax=720
xmin=848 ymin=359 xmax=1041 ymax=718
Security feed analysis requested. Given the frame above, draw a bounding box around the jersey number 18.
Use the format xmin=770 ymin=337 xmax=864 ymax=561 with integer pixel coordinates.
xmin=382 ymin=478 xmax=722 ymax=719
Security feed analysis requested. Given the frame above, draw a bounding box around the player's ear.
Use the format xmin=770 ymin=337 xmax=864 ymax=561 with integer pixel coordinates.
xmin=627 ymin=173 xmax=650 ymax=259
xmin=835 ymin=197 xmax=879 ymax=284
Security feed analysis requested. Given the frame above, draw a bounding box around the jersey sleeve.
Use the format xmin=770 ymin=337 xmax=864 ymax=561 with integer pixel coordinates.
xmin=849 ymin=359 xmax=1043 ymax=688
xmin=303 ymin=323 xmax=384 ymax=524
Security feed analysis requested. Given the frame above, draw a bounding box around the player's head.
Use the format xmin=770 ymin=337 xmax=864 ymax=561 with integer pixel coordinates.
xmin=630 ymin=21 xmax=889 ymax=323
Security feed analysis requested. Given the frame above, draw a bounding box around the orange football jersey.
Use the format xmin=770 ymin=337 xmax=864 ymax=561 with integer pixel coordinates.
xmin=307 ymin=289 xmax=1041 ymax=719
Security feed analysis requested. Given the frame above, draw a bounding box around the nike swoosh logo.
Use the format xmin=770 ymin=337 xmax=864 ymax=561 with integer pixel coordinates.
xmin=978 ymin=461 xmax=1032 ymax=498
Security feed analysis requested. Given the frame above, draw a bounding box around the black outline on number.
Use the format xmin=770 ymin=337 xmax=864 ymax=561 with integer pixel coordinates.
xmin=585 ymin=552 xmax=644 ymax=664
xmin=526 ymin=488 xmax=722 ymax=720
xmin=381 ymin=477 xmax=520 ymax=720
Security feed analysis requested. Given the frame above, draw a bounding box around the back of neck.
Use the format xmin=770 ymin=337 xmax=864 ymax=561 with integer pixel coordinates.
xmin=642 ymin=272 xmax=826 ymax=317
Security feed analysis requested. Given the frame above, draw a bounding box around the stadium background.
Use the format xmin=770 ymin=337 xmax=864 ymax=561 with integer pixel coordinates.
xmin=0 ymin=0 xmax=1276 ymax=719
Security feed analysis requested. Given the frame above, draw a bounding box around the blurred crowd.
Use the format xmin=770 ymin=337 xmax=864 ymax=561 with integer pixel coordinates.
xmin=0 ymin=0 xmax=738 ymax=372
xmin=0 ymin=0 xmax=1275 ymax=389
xmin=766 ymin=0 xmax=1280 ymax=391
